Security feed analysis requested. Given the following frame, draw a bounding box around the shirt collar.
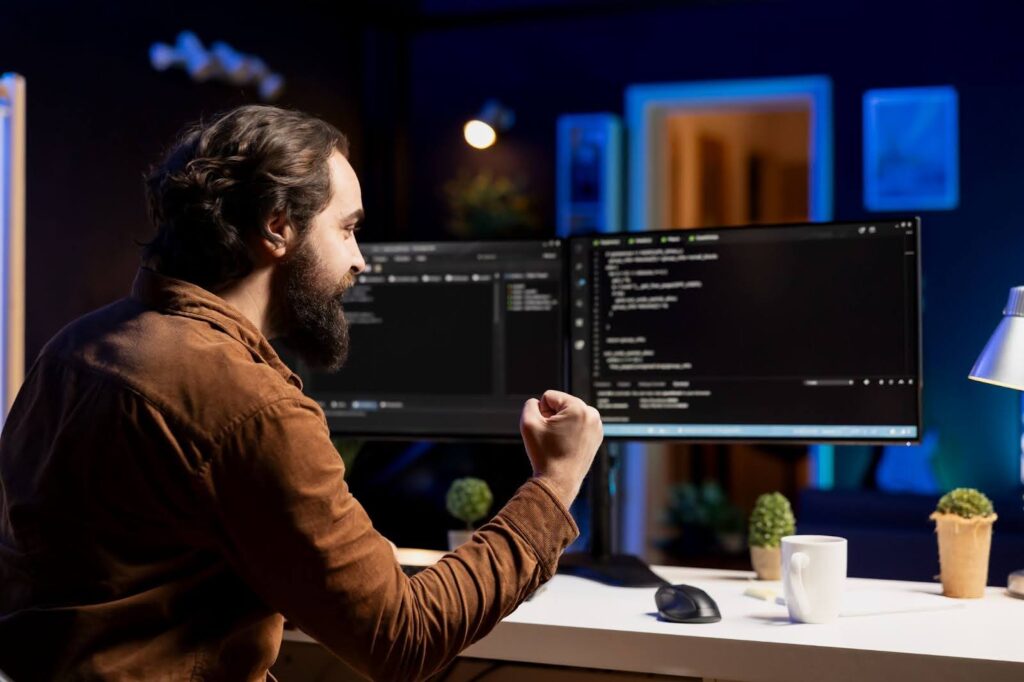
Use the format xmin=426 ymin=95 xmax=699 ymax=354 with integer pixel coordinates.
xmin=130 ymin=267 xmax=303 ymax=390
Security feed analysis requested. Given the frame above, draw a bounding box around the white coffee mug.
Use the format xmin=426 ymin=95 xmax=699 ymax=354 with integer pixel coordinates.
xmin=781 ymin=535 xmax=847 ymax=624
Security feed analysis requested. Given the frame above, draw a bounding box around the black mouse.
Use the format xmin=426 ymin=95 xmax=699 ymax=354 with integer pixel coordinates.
xmin=655 ymin=583 xmax=722 ymax=624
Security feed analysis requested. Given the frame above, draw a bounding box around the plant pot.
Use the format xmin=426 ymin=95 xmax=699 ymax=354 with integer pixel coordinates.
xmin=930 ymin=511 xmax=997 ymax=598
xmin=447 ymin=529 xmax=474 ymax=551
xmin=750 ymin=545 xmax=782 ymax=581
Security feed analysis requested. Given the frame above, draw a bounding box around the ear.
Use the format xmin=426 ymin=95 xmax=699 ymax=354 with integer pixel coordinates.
xmin=257 ymin=213 xmax=295 ymax=262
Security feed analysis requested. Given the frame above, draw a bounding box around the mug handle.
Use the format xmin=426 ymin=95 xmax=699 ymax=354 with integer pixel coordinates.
xmin=788 ymin=551 xmax=811 ymax=617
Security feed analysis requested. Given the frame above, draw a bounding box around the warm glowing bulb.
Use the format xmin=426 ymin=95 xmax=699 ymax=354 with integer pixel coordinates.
xmin=464 ymin=120 xmax=497 ymax=149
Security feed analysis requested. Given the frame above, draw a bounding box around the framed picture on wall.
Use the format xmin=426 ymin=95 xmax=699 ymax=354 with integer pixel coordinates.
xmin=556 ymin=113 xmax=622 ymax=236
xmin=863 ymin=86 xmax=959 ymax=212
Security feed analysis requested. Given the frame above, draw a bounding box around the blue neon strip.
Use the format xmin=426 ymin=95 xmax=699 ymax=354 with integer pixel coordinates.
xmin=603 ymin=424 xmax=917 ymax=439
xmin=625 ymin=76 xmax=834 ymax=231
xmin=810 ymin=444 xmax=835 ymax=488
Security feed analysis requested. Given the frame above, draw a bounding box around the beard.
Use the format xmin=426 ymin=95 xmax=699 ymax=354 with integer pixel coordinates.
xmin=271 ymin=237 xmax=355 ymax=372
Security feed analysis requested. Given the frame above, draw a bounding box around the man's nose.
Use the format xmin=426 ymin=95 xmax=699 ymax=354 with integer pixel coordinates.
xmin=351 ymin=246 xmax=366 ymax=274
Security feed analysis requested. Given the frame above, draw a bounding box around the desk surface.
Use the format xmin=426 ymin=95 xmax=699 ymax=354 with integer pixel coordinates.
xmin=284 ymin=556 xmax=1024 ymax=682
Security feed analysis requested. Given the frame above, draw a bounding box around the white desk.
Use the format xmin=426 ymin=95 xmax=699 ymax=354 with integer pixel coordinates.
xmin=284 ymin=561 xmax=1024 ymax=681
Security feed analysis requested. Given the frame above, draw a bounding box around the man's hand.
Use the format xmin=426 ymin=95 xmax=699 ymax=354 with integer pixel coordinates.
xmin=519 ymin=390 xmax=604 ymax=508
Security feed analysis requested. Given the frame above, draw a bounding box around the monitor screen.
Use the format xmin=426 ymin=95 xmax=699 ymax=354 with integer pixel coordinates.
xmin=299 ymin=239 xmax=566 ymax=438
xmin=569 ymin=219 xmax=922 ymax=442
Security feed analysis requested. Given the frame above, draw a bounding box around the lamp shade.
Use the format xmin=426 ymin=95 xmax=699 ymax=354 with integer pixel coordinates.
xmin=969 ymin=286 xmax=1024 ymax=391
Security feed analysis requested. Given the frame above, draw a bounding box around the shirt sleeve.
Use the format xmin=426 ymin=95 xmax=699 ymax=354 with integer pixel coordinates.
xmin=199 ymin=396 xmax=578 ymax=681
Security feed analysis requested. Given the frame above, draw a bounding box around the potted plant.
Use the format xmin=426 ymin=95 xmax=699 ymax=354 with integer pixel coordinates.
xmin=443 ymin=170 xmax=539 ymax=238
xmin=748 ymin=492 xmax=796 ymax=581
xmin=929 ymin=488 xmax=997 ymax=598
xmin=714 ymin=503 xmax=747 ymax=555
xmin=445 ymin=477 xmax=494 ymax=550
xmin=661 ymin=481 xmax=743 ymax=558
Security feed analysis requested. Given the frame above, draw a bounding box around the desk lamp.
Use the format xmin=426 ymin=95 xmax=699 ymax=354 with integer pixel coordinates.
xmin=968 ymin=285 xmax=1024 ymax=598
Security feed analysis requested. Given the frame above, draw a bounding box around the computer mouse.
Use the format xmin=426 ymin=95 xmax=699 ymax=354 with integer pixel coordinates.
xmin=655 ymin=583 xmax=722 ymax=623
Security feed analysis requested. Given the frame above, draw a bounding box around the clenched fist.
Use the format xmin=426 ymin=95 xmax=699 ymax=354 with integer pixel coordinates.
xmin=519 ymin=390 xmax=604 ymax=508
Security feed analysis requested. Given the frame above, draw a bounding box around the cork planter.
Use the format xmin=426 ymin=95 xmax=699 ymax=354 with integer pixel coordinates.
xmin=930 ymin=512 xmax=997 ymax=598
xmin=750 ymin=545 xmax=782 ymax=581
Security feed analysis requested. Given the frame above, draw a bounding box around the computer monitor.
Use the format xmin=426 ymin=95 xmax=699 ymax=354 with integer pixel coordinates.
xmin=298 ymin=239 xmax=567 ymax=438
xmin=569 ymin=219 xmax=922 ymax=443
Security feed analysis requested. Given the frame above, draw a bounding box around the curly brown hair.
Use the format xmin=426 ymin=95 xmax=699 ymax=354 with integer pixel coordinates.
xmin=143 ymin=105 xmax=349 ymax=291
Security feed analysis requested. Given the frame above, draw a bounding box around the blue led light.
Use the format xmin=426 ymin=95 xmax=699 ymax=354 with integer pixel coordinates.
xmin=625 ymin=76 xmax=834 ymax=230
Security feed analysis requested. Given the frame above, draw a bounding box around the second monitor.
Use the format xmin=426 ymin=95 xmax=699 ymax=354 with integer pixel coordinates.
xmin=301 ymin=239 xmax=567 ymax=438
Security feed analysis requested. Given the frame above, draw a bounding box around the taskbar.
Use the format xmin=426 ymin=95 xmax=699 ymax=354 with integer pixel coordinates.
xmin=601 ymin=423 xmax=918 ymax=439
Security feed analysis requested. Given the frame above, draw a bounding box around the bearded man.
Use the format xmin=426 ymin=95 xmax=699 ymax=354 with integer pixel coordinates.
xmin=0 ymin=105 xmax=602 ymax=681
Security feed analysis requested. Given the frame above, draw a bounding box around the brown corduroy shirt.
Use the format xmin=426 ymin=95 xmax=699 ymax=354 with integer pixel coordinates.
xmin=0 ymin=268 xmax=579 ymax=681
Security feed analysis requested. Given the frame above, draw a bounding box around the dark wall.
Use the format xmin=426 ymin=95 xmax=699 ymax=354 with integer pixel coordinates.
xmin=1 ymin=1 xmax=366 ymax=362
xmin=403 ymin=0 xmax=1024 ymax=494
xmin=5 ymin=0 xmax=1024 ymax=501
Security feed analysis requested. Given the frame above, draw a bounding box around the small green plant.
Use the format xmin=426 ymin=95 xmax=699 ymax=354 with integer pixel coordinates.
xmin=446 ymin=477 xmax=494 ymax=529
xmin=935 ymin=488 xmax=995 ymax=519
xmin=748 ymin=492 xmax=796 ymax=549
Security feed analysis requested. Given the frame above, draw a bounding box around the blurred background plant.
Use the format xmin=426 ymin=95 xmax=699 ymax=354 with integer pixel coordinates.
xmin=331 ymin=437 xmax=365 ymax=477
xmin=445 ymin=477 xmax=494 ymax=530
xmin=661 ymin=480 xmax=746 ymax=558
xmin=443 ymin=170 xmax=540 ymax=238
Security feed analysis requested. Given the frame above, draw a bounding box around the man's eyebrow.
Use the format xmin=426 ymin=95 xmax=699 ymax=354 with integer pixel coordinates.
xmin=341 ymin=209 xmax=365 ymax=224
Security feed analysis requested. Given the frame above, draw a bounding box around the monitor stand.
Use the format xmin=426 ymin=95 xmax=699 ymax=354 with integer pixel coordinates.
xmin=556 ymin=443 xmax=668 ymax=588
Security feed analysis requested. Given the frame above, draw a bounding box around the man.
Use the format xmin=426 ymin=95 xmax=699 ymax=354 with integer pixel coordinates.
xmin=0 ymin=105 xmax=603 ymax=680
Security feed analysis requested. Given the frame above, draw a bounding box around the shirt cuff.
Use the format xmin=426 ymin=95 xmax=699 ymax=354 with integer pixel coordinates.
xmin=494 ymin=478 xmax=580 ymax=579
